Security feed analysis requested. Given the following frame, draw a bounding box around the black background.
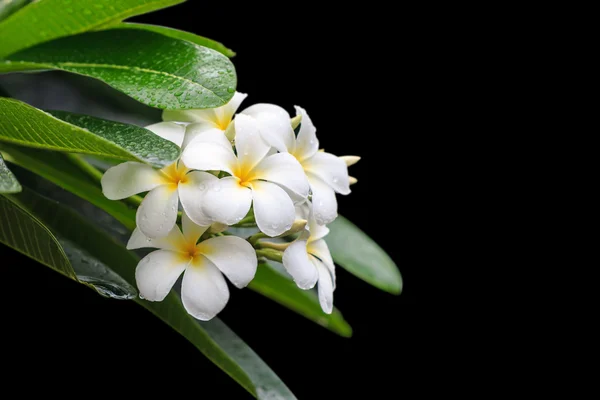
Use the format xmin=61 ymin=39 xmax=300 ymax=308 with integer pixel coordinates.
xmin=2 ymin=2 xmax=429 ymax=398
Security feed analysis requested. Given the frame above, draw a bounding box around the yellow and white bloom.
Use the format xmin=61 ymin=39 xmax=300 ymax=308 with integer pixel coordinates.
xmin=282 ymin=204 xmax=336 ymax=314
xmin=244 ymin=105 xmax=358 ymax=225
xmin=182 ymin=114 xmax=309 ymax=237
xmin=101 ymin=122 xmax=220 ymax=239
xmin=163 ymin=91 xmax=247 ymax=145
xmin=127 ymin=212 xmax=257 ymax=320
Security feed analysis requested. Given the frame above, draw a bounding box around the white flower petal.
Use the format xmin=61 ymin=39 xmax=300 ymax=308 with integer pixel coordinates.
xmin=162 ymin=108 xmax=218 ymax=124
xmin=307 ymin=238 xmax=335 ymax=287
xmin=178 ymin=171 xmax=218 ymax=226
xmin=306 ymin=206 xmax=330 ymax=241
xmin=222 ymin=91 xmax=248 ymax=121
xmin=234 ymin=114 xmax=270 ymax=171
xmin=182 ymin=211 xmax=210 ymax=245
xmin=136 ymin=185 xmax=179 ymax=239
xmin=293 ymin=106 xmax=319 ymax=161
xmin=303 ymin=152 xmax=351 ymax=195
xmin=308 ymin=175 xmax=338 ymax=225
xmin=181 ymin=257 xmax=230 ymax=321
xmin=282 ymin=239 xmax=318 ymax=289
xmin=252 ymin=180 xmax=296 ymax=237
xmin=182 ymin=141 xmax=237 ymax=174
xmin=198 ymin=236 xmax=257 ymax=288
xmin=313 ymin=256 xmax=334 ymax=314
xmin=145 ymin=122 xmax=186 ymax=148
xmin=127 ymin=226 xmax=185 ymax=251
xmin=202 ymin=176 xmax=253 ymax=225
xmin=135 ymin=250 xmax=188 ymax=301
xmin=182 ymin=123 xmax=223 ymax=149
xmin=252 ymin=152 xmax=309 ymax=199
xmin=242 ymin=103 xmax=295 ymax=153
xmin=101 ymin=162 xmax=164 ymax=200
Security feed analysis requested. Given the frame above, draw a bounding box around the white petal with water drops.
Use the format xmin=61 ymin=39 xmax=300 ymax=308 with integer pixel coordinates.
xmin=198 ymin=236 xmax=257 ymax=288
xmin=136 ymin=184 xmax=179 ymax=239
xmin=181 ymin=257 xmax=230 ymax=321
xmin=252 ymin=180 xmax=296 ymax=237
xmin=101 ymin=162 xmax=163 ymax=200
xmin=135 ymin=250 xmax=188 ymax=302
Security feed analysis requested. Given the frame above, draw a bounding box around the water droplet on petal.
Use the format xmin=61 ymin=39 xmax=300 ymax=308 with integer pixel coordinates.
xmin=270 ymin=223 xmax=278 ymax=230
xmin=332 ymin=177 xmax=339 ymax=184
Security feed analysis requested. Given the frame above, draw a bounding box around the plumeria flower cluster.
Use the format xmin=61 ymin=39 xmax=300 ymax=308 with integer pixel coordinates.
xmin=101 ymin=92 xmax=359 ymax=319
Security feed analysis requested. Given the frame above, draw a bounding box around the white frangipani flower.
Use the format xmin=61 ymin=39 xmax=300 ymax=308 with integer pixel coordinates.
xmin=163 ymin=91 xmax=248 ymax=145
xmin=182 ymin=114 xmax=309 ymax=237
xmin=248 ymin=105 xmax=356 ymax=225
xmin=127 ymin=212 xmax=257 ymax=320
xmin=102 ymin=160 xmax=217 ymax=239
xmin=282 ymin=204 xmax=336 ymax=314
xmin=101 ymin=121 xmax=225 ymax=239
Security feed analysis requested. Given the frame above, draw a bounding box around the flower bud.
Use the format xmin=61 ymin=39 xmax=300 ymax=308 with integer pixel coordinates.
xmin=340 ymin=156 xmax=361 ymax=167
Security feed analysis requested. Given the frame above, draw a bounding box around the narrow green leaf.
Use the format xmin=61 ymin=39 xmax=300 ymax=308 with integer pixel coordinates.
xmin=0 ymin=98 xmax=180 ymax=167
xmin=0 ymin=192 xmax=136 ymax=299
xmin=0 ymin=0 xmax=32 ymax=22
xmin=0 ymin=145 xmax=137 ymax=230
xmin=0 ymin=195 xmax=74 ymax=279
xmin=117 ymin=23 xmax=236 ymax=57
xmin=200 ymin=318 xmax=297 ymax=399
xmin=0 ymin=0 xmax=185 ymax=58
xmin=326 ymin=215 xmax=403 ymax=295
xmin=0 ymin=153 xmax=21 ymax=193
xmin=14 ymin=171 xmax=294 ymax=399
xmin=1 ymin=29 xmax=237 ymax=109
xmin=249 ymin=262 xmax=352 ymax=337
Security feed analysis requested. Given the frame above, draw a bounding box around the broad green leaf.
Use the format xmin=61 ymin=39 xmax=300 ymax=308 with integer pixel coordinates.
xmin=0 ymin=0 xmax=185 ymax=58
xmin=0 ymin=0 xmax=32 ymax=22
xmin=326 ymin=215 xmax=403 ymax=295
xmin=117 ymin=23 xmax=236 ymax=58
xmin=0 ymin=145 xmax=137 ymax=230
xmin=0 ymin=153 xmax=21 ymax=193
xmin=0 ymin=29 xmax=237 ymax=109
xmin=12 ymin=173 xmax=294 ymax=399
xmin=0 ymin=98 xmax=180 ymax=167
xmin=0 ymin=192 xmax=136 ymax=299
xmin=249 ymin=262 xmax=352 ymax=337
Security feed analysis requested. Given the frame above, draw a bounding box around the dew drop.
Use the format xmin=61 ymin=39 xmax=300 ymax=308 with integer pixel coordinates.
xmin=332 ymin=177 xmax=339 ymax=184
xmin=227 ymin=87 xmax=235 ymax=93
xmin=199 ymin=184 xmax=207 ymax=191
xmin=310 ymin=139 xmax=315 ymax=144
xmin=213 ymin=185 xmax=221 ymax=192
xmin=270 ymin=223 xmax=278 ymax=230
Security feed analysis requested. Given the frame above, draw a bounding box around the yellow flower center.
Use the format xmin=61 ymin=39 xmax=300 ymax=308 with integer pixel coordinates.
xmin=160 ymin=162 xmax=189 ymax=189
xmin=233 ymin=159 xmax=256 ymax=188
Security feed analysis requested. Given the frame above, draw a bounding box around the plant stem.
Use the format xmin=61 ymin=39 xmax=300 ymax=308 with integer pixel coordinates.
xmin=65 ymin=153 xmax=103 ymax=183
xmin=248 ymin=231 xmax=267 ymax=246
xmin=255 ymin=248 xmax=283 ymax=263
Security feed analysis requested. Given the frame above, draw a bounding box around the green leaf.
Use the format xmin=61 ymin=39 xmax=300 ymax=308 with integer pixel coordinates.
xmin=0 ymin=153 xmax=21 ymax=193
xmin=0 ymin=29 xmax=237 ymax=109
xmin=117 ymin=23 xmax=236 ymax=58
xmin=0 ymin=192 xmax=136 ymax=299
xmin=0 ymin=0 xmax=32 ymax=22
xmin=12 ymin=172 xmax=295 ymax=399
xmin=0 ymin=0 xmax=185 ymax=58
xmin=326 ymin=215 xmax=403 ymax=295
xmin=249 ymin=262 xmax=352 ymax=337
xmin=0 ymin=97 xmax=180 ymax=167
xmin=200 ymin=318 xmax=297 ymax=399
xmin=0 ymin=144 xmax=137 ymax=230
